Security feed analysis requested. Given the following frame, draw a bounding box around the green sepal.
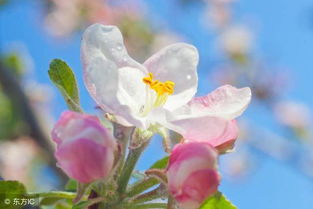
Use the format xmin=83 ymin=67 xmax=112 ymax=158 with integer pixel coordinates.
xmin=199 ymin=192 xmax=237 ymax=209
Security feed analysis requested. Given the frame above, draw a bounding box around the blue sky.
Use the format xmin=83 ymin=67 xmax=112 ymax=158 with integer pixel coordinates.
xmin=1 ymin=0 xmax=313 ymax=208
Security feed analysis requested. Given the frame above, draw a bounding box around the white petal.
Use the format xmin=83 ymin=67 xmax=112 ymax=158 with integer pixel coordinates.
xmin=116 ymin=67 xmax=148 ymax=127
xmin=81 ymin=24 xmax=148 ymax=127
xmin=83 ymin=57 xmax=146 ymax=127
xmin=81 ymin=23 xmax=145 ymax=71
xmin=144 ymin=43 xmax=199 ymax=110
xmin=189 ymin=85 xmax=251 ymax=119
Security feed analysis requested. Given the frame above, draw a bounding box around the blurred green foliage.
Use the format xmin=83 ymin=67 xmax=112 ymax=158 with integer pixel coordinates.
xmin=0 ymin=53 xmax=26 ymax=140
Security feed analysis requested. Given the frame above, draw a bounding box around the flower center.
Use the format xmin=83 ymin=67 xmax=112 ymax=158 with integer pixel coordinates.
xmin=140 ymin=72 xmax=175 ymax=116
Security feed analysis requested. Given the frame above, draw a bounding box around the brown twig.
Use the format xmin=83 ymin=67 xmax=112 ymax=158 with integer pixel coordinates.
xmin=0 ymin=62 xmax=67 ymax=184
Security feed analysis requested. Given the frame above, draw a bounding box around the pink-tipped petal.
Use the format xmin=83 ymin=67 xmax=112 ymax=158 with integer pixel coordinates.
xmin=166 ymin=115 xmax=238 ymax=152
xmin=51 ymin=111 xmax=116 ymax=183
xmin=163 ymin=85 xmax=250 ymax=152
xmin=189 ymin=85 xmax=251 ymax=120
xmin=167 ymin=142 xmax=220 ymax=209
xmin=55 ymin=138 xmax=114 ymax=183
xmin=174 ymin=169 xmax=220 ymax=208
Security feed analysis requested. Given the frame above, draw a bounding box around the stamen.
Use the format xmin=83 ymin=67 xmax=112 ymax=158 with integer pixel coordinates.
xmin=142 ymin=72 xmax=154 ymax=85
xmin=141 ymin=72 xmax=175 ymax=116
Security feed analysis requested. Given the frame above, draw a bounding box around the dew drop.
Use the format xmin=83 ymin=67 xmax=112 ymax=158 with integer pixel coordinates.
xmin=111 ymin=48 xmax=116 ymax=54
xmin=186 ymin=75 xmax=191 ymax=80
xmin=122 ymin=56 xmax=128 ymax=62
xmin=116 ymin=43 xmax=123 ymax=51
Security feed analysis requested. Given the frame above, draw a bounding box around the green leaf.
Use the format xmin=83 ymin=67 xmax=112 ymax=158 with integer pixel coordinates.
xmin=40 ymin=197 xmax=63 ymax=206
xmin=48 ymin=59 xmax=81 ymax=112
xmin=126 ymin=156 xmax=169 ymax=197
xmin=0 ymin=180 xmax=26 ymax=194
xmin=65 ymin=179 xmax=77 ymax=192
xmin=0 ymin=181 xmax=27 ymax=209
xmin=199 ymin=192 xmax=237 ymax=209
xmin=55 ymin=201 xmax=72 ymax=209
xmin=150 ymin=156 xmax=169 ymax=169
xmin=38 ymin=191 xmax=76 ymax=207
xmin=72 ymin=197 xmax=103 ymax=209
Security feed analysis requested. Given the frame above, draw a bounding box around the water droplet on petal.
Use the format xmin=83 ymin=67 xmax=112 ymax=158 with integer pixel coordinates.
xmin=116 ymin=43 xmax=123 ymax=51
xmin=123 ymin=56 xmax=128 ymax=62
xmin=186 ymin=75 xmax=191 ymax=80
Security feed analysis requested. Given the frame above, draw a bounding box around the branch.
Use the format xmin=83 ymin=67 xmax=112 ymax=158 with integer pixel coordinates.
xmin=0 ymin=62 xmax=67 ymax=184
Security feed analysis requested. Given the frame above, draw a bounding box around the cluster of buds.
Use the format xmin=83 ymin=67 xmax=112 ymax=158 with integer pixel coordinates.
xmin=51 ymin=111 xmax=235 ymax=209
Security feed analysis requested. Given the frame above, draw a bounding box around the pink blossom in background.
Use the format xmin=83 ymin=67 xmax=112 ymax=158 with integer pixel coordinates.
xmin=167 ymin=142 xmax=220 ymax=209
xmin=45 ymin=0 xmax=117 ymax=37
xmin=220 ymin=26 xmax=252 ymax=56
xmin=51 ymin=111 xmax=116 ymax=183
xmin=274 ymin=101 xmax=311 ymax=129
xmin=0 ymin=137 xmax=39 ymax=184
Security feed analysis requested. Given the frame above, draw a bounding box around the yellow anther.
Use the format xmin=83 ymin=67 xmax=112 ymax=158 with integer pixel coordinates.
xmin=140 ymin=72 xmax=176 ymax=115
xmin=153 ymin=83 xmax=166 ymax=95
xmin=142 ymin=72 xmax=154 ymax=85
xmin=165 ymin=81 xmax=175 ymax=87
xmin=151 ymin=80 xmax=160 ymax=89
xmin=142 ymin=72 xmax=175 ymax=96
xmin=163 ymin=81 xmax=175 ymax=95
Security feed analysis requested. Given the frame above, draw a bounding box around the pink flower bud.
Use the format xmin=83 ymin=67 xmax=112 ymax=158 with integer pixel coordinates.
xmin=167 ymin=142 xmax=220 ymax=209
xmin=52 ymin=111 xmax=116 ymax=183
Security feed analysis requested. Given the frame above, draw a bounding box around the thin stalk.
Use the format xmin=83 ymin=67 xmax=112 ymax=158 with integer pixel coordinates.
xmin=131 ymin=186 xmax=165 ymax=204
xmin=126 ymin=177 xmax=159 ymax=198
xmin=73 ymin=183 xmax=89 ymax=203
xmin=28 ymin=191 xmax=77 ymax=199
xmin=126 ymin=203 xmax=167 ymax=209
xmin=113 ymin=124 xmax=134 ymax=176
xmin=85 ymin=197 xmax=106 ymax=208
xmin=167 ymin=196 xmax=175 ymax=209
xmin=117 ymin=140 xmax=149 ymax=195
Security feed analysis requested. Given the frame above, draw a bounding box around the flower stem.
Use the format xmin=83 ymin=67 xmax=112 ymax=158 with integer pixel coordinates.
xmin=126 ymin=177 xmax=159 ymax=198
xmin=131 ymin=185 xmax=166 ymax=204
xmin=29 ymin=191 xmax=77 ymax=199
xmin=117 ymin=140 xmax=149 ymax=195
xmin=167 ymin=196 xmax=176 ymax=209
xmin=86 ymin=197 xmax=106 ymax=208
xmin=125 ymin=203 xmax=167 ymax=209
xmin=113 ymin=124 xmax=134 ymax=175
xmin=73 ymin=182 xmax=89 ymax=203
